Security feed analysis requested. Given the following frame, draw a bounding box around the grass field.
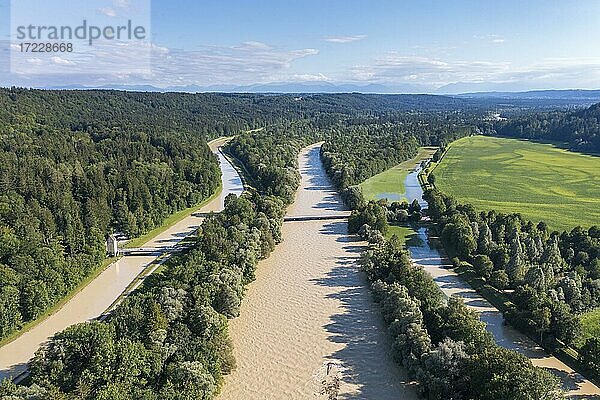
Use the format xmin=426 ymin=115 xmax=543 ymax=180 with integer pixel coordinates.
xmin=385 ymin=225 xmax=424 ymax=247
xmin=575 ymin=308 xmax=600 ymax=349
xmin=434 ymin=136 xmax=600 ymax=231
xmin=360 ymin=147 xmax=437 ymax=201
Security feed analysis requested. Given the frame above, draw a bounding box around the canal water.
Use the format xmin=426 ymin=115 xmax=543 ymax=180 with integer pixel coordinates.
xmin=403 ymin=164 xmax=599 ymax=397
xmin=0 ymin=138 xmax=244 ymax=382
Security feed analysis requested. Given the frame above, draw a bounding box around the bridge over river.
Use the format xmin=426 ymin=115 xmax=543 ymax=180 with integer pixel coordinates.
xmin=283 ymin=213 xmax=351 ymax=222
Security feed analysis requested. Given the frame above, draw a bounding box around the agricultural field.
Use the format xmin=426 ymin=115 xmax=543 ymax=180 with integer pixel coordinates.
xmin=434 ymin=136 xmax=600 ymax=231
xmin=359 ymin=147 xmax=437 ymax=201
xmin=575 ymin=308 xmax=600 ymax=349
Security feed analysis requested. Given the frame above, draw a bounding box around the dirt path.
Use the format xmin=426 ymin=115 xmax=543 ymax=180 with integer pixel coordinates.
xmin=218 ymin=144 xmax=418 ymax=400
xmin=0 ymin=138 xmax=243 ymax=381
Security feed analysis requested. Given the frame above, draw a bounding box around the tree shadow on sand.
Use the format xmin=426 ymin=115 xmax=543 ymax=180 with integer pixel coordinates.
xmin=310 ymin=254 xmax=419 ymax=399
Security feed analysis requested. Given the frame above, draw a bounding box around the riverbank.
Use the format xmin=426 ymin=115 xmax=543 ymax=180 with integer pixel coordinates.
xmin=400 ymin=163 xmax=600 ymax=397
xmin=218 ymin=144 xmax=418 ymax=399
xmin=359 ymin=147 xmax=437 ymax=202
xmin=0 ymin=137 xmax=244 ymax=382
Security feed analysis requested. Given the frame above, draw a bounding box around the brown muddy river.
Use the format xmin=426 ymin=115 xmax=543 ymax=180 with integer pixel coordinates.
xmin=218 ymin=144 xmax=418 ymax=400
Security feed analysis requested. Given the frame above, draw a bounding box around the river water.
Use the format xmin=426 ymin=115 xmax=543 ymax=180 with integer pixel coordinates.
xmin=218 ymin=144 xmax=418 ymax=400
xmin=403 ymin=164 xmax=600 ymax=397
xmin=0 ymin=137 xmax=243 ymax=382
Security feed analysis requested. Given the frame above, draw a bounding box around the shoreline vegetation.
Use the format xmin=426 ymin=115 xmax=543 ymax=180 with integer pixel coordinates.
xmin=0 ymin=139 xmax=228 ymax=349
xmin=0 ymin=256 xmax=118 ymax=349
xmin=324 ymin=130 xmax=600 ymax=395
xmin=1 ymin=127 xmax=307 ymax=398
xmin=421 ymin=187 xmax=600 ymax=390
xmin=417 ymin=136 xmax=600 ymax=390
xmin=0 ymin=92 xmax=222 ymax=345
xmin=3 ymin=89 xmax=600 ymax=399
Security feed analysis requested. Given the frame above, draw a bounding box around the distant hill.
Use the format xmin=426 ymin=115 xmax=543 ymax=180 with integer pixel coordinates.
xmin=492 ymin=101 xmax=600 ymax=151
xmin=454 ymin=89 xmax=600 ymax=101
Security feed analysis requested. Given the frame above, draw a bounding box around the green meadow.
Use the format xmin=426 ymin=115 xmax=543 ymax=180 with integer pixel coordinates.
xmin=360 ymin=147 xmax=437 ymax=201
xmin=575 ymin=308 xmax=600 ymax=349
xmin=385 ymin=224 xmax=423 ymax=246
xmin=434 ymin=136 xmax=600 ymax=231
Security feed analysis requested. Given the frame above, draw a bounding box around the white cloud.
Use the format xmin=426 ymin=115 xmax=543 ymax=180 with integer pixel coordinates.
xmin=97 ymin=7 xmax=117 ymax=17
xmin=4 ymin=39 xmax=319 ymax=88
xmin=475 ymin=34 xmax=506 ymax=44
xmin=288 ymin=73 xmax=330 ymax=82
xmin=346 ymin=54 xmax=600 ymax=91
xmin=349 ymin=55 xmax=510 ymax=87
xmin=150 ymin=43 xmax=319 ymax=86
xmin=50 ymin=56 xmax=76 ymax=65
xmin=113 ymin=0 xmax=130 ymax=8
xmin=324 ymin=35 xmax=367 ymax=44
xmin=5 ymin=36 xmax=600 ymax=93
xmin=97 ymin=0 xmax=135 ymax=17
xmin=236 ymin=41 xmax=272 ymax=51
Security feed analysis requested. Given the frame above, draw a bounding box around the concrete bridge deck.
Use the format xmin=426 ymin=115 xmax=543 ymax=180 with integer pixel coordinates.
xmin=283 ymin=212 xmax=351 ymax=222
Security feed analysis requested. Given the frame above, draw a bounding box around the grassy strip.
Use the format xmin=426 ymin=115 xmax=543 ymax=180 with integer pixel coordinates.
xmin=99 ymin=252 xmax=171 ymax=320
xmin=575 ymin=308 xmax=600 ymax=348
xmin=0 ymin=256 xmax=118 ymax=347
xmin=2 ymin=179 xmax=224 ymax=347
xmin=386 ymin=224 xmax=426 ymax=249
xmin=124 ymin=183 xmax=222 ymax=249
xmin=453 ymin=263 xmax=515 ymax=313
xmin=359 ymin=147 xmax=437 ymax=201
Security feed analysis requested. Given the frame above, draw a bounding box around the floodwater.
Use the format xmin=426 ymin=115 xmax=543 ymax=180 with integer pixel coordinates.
xmin=0 ymin=137 xmax=243 ymax=382
xmin=404 ymin=166 xmax=600 ymax=397
xmin=218 ymin=144 xmax=418 ymax=400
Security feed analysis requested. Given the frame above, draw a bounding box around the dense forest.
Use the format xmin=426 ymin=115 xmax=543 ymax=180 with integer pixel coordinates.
xmin=424 ymin=189 xmax=600 ymax=376
xmin=491 ymin=101 xmax=600 ymax=152
xmin=0 ymin=94 xmax=221 ymax=341
xmin=0 ymin=128 xmax=309 ymax=398
xmin=0 ymin=88 xmax=485 ymax=350
xmin=362 ymin=237 xmax=563 ymax=399
xmin=2 ymin=87 xmax=597 ymax=398
xmin=321 ymin=124 xmax=419 ymax=190
xmin=226 ymin=122 xmax=320 ymax=202
xmin=320 ymin=115 xmax=475 ymax=208
xmin=0 ymin=89 xmax=489 ymax=137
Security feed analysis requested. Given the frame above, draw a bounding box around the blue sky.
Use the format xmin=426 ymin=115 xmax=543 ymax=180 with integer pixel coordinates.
xmin=1 ymin=0 xmax=600 ymax=92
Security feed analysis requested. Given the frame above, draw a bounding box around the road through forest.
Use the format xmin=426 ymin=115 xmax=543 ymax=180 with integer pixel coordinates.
xmin=0 ymin=137 xmax=244 ymax=381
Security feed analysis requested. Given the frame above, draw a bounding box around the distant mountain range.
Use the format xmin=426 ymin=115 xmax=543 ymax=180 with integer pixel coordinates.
xmin=43 ymin=82 xmax=429 ymax=94
xmin=452 ymin=89 xmax=600 ymax=101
